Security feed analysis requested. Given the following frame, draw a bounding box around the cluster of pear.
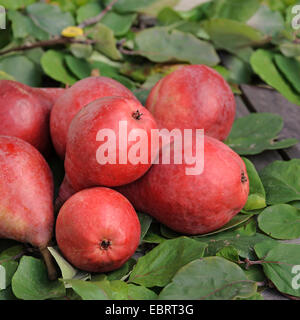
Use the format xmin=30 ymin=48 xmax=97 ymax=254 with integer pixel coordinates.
xmin=0 ymin=65 xmax=249 ymax=277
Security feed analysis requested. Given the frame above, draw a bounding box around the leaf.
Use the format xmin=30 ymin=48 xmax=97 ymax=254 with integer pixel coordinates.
xmin=11 ymin=256 xmax=66 ymax=300
xmin=7 ymin=10 xmax=49 ymax=40
xmin=106 ymin=0 xmax=179 ymax=16
xmin=242 ymin=157 xmax=266 ymax=211
xmin=226 ymin=113 xmax=298 ymax=155
xmin=70 ymin=42 xmax=93 ymax=59
xmin=216 ymin=246 xmax=240 ymax=263
xmin=101 ymin=12 xmax=137 ymax=37
xmin=142 ymin=223 xmax=166 ymax=244
xmin=222 ymin=54 xmax=253 ymax=84
xmin=250 ymin=49 xmax=300 ymax=105
xmin=66 ymin=279 xmax=109 ymax=300
xmin=279 ymin=42 xmax=300 ymax=58
xmin=90 ymin=23 xmax=122 ymax=61
xmin=0 ymin=286 xmax=17 ymax=300
xmin=26 ymin=3 xmax=75 ymax=36
xmin=65 ymin=55 xmax=92 ymax=79
xmin=48 ymin=247 xmax=90 ymax=284
xmin=135 ymin=27 xmax=220 ymax=66
xmin=195 ymin=227 xmax=274 ymax=259
xmin=0 ymin=245 xmax=23 ymax=290
xmin=41 ymin=50 xmax=77 ymax=85
xmin=0 ymin=70 xmax=15 ymax=81
xmin=0 ymin=55 xmax=42 ymax=87
xmin=247 ymin=5 xmax=285 ymax=36
xmin=260 ymin=159 xmax=300 ymax=205
xmin=105 ymin=259 xmax=136 ymax=281
xmin=137 ymin=212 xmax=152 ymax=242
xmin=129 ymin=237 xmax=207 ymax=287
xmin=159 ymin=257 xmax=257 ymax=300
xmin=76 ymin=2 xmax=102 ymax=24
xmin=275 ymin=54 xmax=300 ymax=94
xmin=255 ymin=241 xmax=300 ymax=297
xmin=258 ymin=204 xmax=300 ymax=240
xmin=0 ymin=0 xmax=35 ymax=10
xmin=97 ymin=279 xmax=157 ymax=300
xmin=203 ymin=18 xmax=263 ymax=62
xmin=210 ymin=0 xmax=260 ymax=22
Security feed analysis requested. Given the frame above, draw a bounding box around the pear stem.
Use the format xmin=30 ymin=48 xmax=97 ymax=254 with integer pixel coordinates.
xmin=39 ymin=246 xmax=58 ymax=281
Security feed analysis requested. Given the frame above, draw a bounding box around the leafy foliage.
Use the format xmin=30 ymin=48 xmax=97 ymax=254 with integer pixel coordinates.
xmin=0 ymin=0 xmax=300 ymax=301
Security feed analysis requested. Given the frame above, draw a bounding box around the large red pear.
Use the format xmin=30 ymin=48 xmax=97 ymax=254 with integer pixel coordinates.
xmin=50 ymin=76 xmax=139 ymax=159
xmin=56 ymin=187 xmax=141 ymax=273
xmin=63 ymin=96 xmax=158 ymax=191
xmin=117 ymin=136 xmax=249 ymax=235
xmin=0 ymin=80 xmax=64 ymax=155
xmin=146 ymin=65 xmax=236 ymax=141
xmin=0 ymin=136 xmax=55 ymax=277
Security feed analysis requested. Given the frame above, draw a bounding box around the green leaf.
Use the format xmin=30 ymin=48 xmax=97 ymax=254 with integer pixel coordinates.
xmin=66 ymin=279 xmax=109 ymax=300
xmin=106 ymin=0 xmax=179 ymax=16
xmin=209 ymin=0 xmax=260 ymax=22
xmin=258 ymin=204 xmax=300 ymax=240
xmin=76 ymin=2 xmax=102 ymax=24
xmin=0 ymin=70 xmax=15 ymax=81
xmin=203 ymin=18 xmax=263 ymax=62
xmin=102 ymin=12 xmax=137 ymax=37
xmin=0 ymin=245 xmax=23 ymax=289
xmin=226 ymin=113 xmax=298 ymax=155
xmin=0 ymin=286 xmax=17 ymax=300
xmin=0 ymin=55 xmax=42 ymax=87
xmin=275 ymin=54 xmax=300 ymax=94
xmin=260 ymin=159 xmax=300 ymax=205
xmin=195 ymin=227 xmax=274 ymax=259
xmin=279 ymin=42 xmax=300 ymax=58
xmin=250 ymin=49 xmax=300 ymax=105
xmin=222 ymin=55 xmax=253 ymax=84
xmin=98 ymin=279 xmax=157 ymax=300
xmin=135 ymin=27 xmax=219 ymax=66
xmin=65 ymin=55 xmax=92 ymax=79
xmin=106 ymin=259 xmax=136 ymax=281
xmin=159 ymin=257 xmax=257 ymax=300
xmin=70 ymin=42 xmax=93 ymax=59
xmin=7 ymin=10 xmax=49 ymax=40
xmin=216 ymin=246 xmax=240 ymax=263
xmin=90 ymin=23 xmax=122 ymax=61
xmin=41 ymin=50 xmax=77 ymax=85
xmin=48 ymin=247 xmax=90 ymax=283
xmin=255 ymin=241 xmax=300 ymax=297
xmin=242 ymin=158 xmax=266 ymax=211
xmin=129 ymin=237 xmax=207 ymax=287
xmin=0 ymin=0 xmax=35 ymax=10
xmin=137 ymin=212 xmax=152 ymax=242
xmin=26 ymin=3 xmax=75 ymax=36
xmin=11 ymin=256 xmax=66 ymax=300
xmin=142 ymin=223 xmax=166 ymax=244
xmin=247 ymin=5 xmax=285 ymax=36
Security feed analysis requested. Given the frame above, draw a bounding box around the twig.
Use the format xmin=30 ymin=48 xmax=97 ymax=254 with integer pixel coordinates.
xmin=0 ymin=0 xmax=118 ymax=56
xmin=0 ymin=38 xmax=95 ymax=56
xmin=77 ymin=0 xmax=119 ymax=29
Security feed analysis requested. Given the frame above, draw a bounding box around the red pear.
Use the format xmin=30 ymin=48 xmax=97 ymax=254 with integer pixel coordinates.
xmin=117 ymin=136 xmax=249 ymax=235
xmin=63 ymin=96 xmax=157 ymax=193
xmin=0 ymin=80 xmax=64 ymax=155
xmin=50 ymin=76 xmax=139 ymax=159
xmin=56 ymin=187 xmax=141 ymax=273
xmin=0 ymin=136 xmax=55 ymax=278
xmin=146 ymin=65 xmax=236 ymax=141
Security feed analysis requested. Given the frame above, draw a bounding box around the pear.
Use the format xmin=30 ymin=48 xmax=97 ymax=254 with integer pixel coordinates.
xmin=0 ymin=136 xmax=56 ymax=279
